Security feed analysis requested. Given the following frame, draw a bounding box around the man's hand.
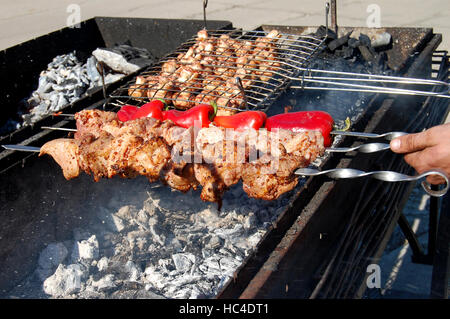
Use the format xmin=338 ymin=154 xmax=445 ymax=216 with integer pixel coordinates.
xmin=390 ymin=123 xmax=450 ymax=185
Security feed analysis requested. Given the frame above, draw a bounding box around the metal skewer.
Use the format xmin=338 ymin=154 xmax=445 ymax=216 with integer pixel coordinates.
xmin=4 ymin=145 xmax=448 ymax=197
xmin=2 ymin=145 xmax=41 ymax=153
xmin=295 ymin=167 xmax=449 ymax=197
xmin=10 ymin=126 xmax=395 ymax=155
xmin=330 ymin=131 xmax=407 ymax=140
xmin=41 ymin=126 xmax=77 ymax=132
xmin=326 ymin=142 xmax=390 ymax=153
xmin=38 ymin=125 xmax=405 ymax=154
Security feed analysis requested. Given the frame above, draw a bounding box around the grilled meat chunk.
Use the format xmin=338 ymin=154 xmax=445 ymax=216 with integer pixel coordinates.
xmin=127 ymin=29 xmax=281 ymax=114
xmin=39 ymin=138 xmax=80 ymax=180
xmin=41 ymin=110 xmax=324 ymax=203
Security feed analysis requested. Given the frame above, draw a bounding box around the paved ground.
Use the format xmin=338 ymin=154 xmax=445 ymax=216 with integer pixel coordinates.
xmin=1 ymin=0 xmax=449 ymax=298
xmin=1 ymin=0 xmax=449 ymax=52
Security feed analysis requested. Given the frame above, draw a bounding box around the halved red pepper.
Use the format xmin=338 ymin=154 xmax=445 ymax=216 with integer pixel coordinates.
xmin=213 ymin=111 xmax=267 ymax=131
xmin=117 ymin=105 xmax=139 ymax=122
xmin=265 ymin=111 xmax=334 ymax=147
xmin=131 ymin=100 xmax=165 ymax=121
xmin=163 ymin=103 xmax=216 ymax=128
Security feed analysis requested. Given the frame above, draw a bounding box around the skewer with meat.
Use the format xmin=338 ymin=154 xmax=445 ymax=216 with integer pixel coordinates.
xmin=39 ymin=109 xmax=325 ymax=204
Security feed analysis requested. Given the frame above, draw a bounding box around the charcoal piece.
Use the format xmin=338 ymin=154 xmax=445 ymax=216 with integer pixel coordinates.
xmin=359 ymin=34 xmax=377 ymax=55
xmin=110 ymin=44 xmax=155 ymax=63
xmin=358 ymin=45 xmax=375 ymax=63
xmin=372 ymin=52 xmax=389 ymax=73
xmin=328 ymin=31 xmax=353 ymax=51
xmin=86 ymin=56 xmax=101 ymax=84
xmin=340 ymin=47 xmax=355 ymax=59
xmin=359 ymin=34 xmax=372 ymax=47
xmin=315 ymin=25 xmax=337 ymax=40
xmin=348 ymin=38 xmax=360 ymax=48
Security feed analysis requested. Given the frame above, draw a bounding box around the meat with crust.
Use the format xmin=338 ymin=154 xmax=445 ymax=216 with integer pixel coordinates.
xmin=41 ymin=109 xmax=325 ymax=203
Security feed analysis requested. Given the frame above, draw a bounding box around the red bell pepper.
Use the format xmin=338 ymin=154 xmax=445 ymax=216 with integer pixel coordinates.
xmin=162 ymin=104 xmax=216 ymax=128
xmin=213 ymin=111 xmax=267 ymax=131
xmin=131 ymin=100 xmax=165 ymax=121
xmin=117 ymin=105 xmax=139 ymax=122
xmin=265 ymin=111 xmax=334 ymax=147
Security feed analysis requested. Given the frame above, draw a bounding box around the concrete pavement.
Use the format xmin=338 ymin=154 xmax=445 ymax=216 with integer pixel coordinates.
xmin=1 ymin=1 xmax=449 ymax=52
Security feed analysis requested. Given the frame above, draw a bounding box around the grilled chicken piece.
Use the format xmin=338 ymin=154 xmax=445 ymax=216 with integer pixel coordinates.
xmin=43 ymin=109 xmax=324 ymax=204
xmin=241 ymin=129 xmax=324 ymax=200
xmin=128 ymin=75 xmax=148 ymax=98
xmin=162 ymin=163 xmax=199 ymax=193
xmin=195 ymin=127 xmax=244 ymax=202
xmin=39 ymin=138 xmax=80 ymax=180
xmin=193 ymin=163 xmax=227 ymax=203
xmin=197 ymin=29 xmax=209 ymax=41
xmin=161 ymin=59 xmax=178 ymax=76
xmin=126 ymin=29 xmax=282 ymax=113
xmin=74 ymin=109 xmax=117 ymax=140
xmin=75 ymin=131 xmax=171 ymax=182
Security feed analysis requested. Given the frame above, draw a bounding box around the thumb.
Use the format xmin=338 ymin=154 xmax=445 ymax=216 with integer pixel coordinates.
xmin=390 ymin=131 xmax=432 ymax=154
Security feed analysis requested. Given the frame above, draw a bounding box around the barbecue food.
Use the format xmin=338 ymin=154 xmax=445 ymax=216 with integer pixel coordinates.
xmin=39 ymin=109 xmax=324 ymax=203
xmin=127 ymin=29 xmax=282 ymax=115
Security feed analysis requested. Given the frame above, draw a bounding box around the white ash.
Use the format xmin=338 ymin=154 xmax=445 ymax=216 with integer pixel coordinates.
xmin=43 ymin=264 xmax=85 ymax=297
xmin=71 ymin=235 xmax=99 ymax=263
xmin=92 ymin=49 xmax=140 ymax=75
xmin=19 ymin=178 xmax=303 ymax=299
xmin=20 ymin=45 xmax=154 ymax=127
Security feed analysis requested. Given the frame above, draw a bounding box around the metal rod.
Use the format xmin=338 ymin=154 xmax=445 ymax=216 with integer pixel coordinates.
xmin=41 ymin=126 xmax=77 ymax=132
xmin=331 ymin=131 xmax=407 ymax=140
xmin=203 ymin=0 xmax=208 ymax=30
xmin=397 ymin=212 xmax=426 ymax=259
xmin=235 ymin=77 xmax=249 ymax=110
xmin=2 ymin=145 xmax=41 ymax=153
xmin=428 ymin=184 xmax=440 ymax=262
xmin=330 ymin=0 xmax=338 ymax=34
xmin=295 ymin=168 xmax=449 ymax=197
xmin=326 ymin=142 xmax=391 ymax=153
xmin=96 ymin=61 xmax=107 ymax=102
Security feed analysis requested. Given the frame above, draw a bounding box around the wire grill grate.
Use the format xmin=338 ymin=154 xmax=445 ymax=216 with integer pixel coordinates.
xmin=108 ymin=28 xmax=326 ymax=114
